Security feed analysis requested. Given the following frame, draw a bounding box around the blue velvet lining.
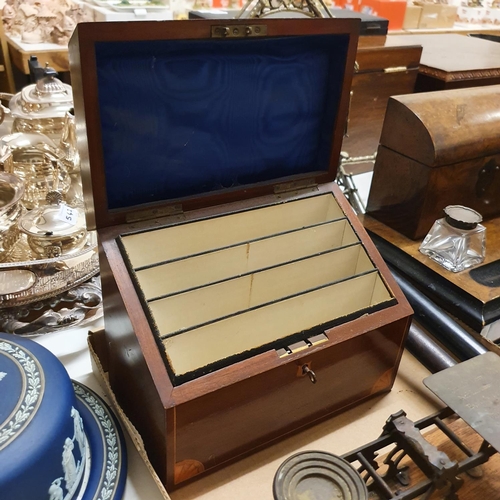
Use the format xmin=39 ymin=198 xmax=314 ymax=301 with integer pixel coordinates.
xmin=95 ymin=35 xmax=349 ymax=210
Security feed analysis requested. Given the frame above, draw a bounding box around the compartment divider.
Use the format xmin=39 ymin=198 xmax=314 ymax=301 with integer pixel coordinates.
xmin=162 ymin=272 xmax=395 ymax=377
xmin=131 ymin=218 xmax=360 ymax=300
xmin=117 ymin=192 xmax=397 ymax=381
xmin=146 ymin=242 xmax=363 ymax=303
xmin=121 ymin=193 xmax=347 ymax=268
xmin=130 ymin=216 xmax=349 ymax=272
xmin=159 ymin=268 xmax=380 ymax=340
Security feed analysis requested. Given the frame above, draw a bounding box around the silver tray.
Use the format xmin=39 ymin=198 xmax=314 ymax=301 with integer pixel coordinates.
xmin=0 ymin=276 xmax=102 ymax=336
xmin=0 ymin=231 xmax=99 ymax=308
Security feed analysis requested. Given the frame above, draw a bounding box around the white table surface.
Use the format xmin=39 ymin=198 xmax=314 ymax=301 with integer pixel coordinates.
xmin=33 ymin=317 xmax=444 ymax=500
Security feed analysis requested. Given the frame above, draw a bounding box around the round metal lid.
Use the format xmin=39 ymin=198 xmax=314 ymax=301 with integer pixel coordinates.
xmin=273 ymin=451 xmax=369 ymax=500
xmin=9 ymin=80 xmax=73 ymax=120
xmin=18 ymin=204 xmax=86 ymax=238
xmin=444 ymin=205 xmax=482 ymax=230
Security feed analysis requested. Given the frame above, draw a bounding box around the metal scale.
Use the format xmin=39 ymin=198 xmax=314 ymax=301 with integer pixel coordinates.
xmin=274 ymin=352 xmax=500 ymax=500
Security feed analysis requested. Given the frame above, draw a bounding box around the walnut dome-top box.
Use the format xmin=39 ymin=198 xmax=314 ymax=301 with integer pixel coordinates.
xmin=69 ymin=19 xmax=412 ymax=489
xmin=366 ymin=85 xmax=500 ymax=240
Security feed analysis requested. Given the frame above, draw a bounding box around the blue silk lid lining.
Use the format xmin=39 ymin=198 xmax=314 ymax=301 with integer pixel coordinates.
xmin=95 ymin=35 xmax=349 ymax=210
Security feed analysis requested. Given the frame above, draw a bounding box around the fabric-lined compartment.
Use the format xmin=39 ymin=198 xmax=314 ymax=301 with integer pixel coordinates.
xmin=148 ymin=244 xmax=375 ymax=335
xmin=121 ymin=193 xmax=345 ymax=269
xmin=162 ymin=271 xmax=393 ymax=377
xmin=133 ymin=218 xmax=359 ymax=300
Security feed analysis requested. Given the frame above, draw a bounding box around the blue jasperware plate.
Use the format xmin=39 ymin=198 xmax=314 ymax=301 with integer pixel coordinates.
xmin=73 ymin=380 xmax=128 ymax=500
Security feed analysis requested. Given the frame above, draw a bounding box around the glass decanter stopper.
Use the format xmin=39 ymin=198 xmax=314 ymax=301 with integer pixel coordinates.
xmin=419 ymin=205 xmax=486 ymax=273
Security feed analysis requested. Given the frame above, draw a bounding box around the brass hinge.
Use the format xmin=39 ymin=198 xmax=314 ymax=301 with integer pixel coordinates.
xmin=384 ymin=66 xmax=408 ymax=73
xmin=274 ymin=178 xmax=318 ymax=194
xmin=211 ymin=25 xmax=267 ymax=38
xmin=276 ymin=333 xmax=328 ymax=358
xmin=126 ymin=203 xmax=183 ymax=223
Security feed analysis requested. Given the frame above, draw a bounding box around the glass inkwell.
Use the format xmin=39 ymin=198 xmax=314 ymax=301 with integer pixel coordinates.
xmin=419 ymin=205 xmax=486 ymax=273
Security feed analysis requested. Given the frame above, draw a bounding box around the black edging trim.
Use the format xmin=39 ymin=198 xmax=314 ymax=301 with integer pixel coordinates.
xmin=147 ymin=242 xmax=362 ymax=303
xmin=116 ymin=236 xmax=179 ymax=381
xmin=168 ymin=297 xmax=398 ymax=386
xmin=158 ymin=268 xmax=380 ymax=339
xmin=118 ymin=233 xmax=398 ymax=385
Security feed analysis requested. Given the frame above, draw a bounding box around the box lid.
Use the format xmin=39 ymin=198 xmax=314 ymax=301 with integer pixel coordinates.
xmin=69 ymin=19 xmax=359 ymax=230
xmin=379 ymin=86 xmax=500 ymax=168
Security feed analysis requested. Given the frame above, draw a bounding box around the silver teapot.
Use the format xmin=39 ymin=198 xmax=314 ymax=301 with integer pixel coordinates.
xmin=0 ymin=63 xmax=73 ymax=140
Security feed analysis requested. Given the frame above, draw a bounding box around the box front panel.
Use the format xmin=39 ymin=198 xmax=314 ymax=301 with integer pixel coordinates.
xmin=367 ymin=146 xmax=500 ymax=239
xmin=172 ymin=319 xmax=409 ymax=486
xmin=366 ymin=146 xmax=430 ymax=240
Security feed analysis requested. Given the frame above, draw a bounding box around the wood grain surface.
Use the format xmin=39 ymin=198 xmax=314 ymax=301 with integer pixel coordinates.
xmin=362 ymin=214 xmax=500 ymax=306
xmin=386 ymin=34 xmax=500 ymax=75
xmin=341 ymin=44 xmax=422 ymax=159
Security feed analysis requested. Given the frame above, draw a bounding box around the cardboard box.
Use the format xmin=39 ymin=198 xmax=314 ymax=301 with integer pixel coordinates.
xmin=358 ymin=0 xmax=407 ymax=30
xmin=418 ymin=4 xmax=458 ymax=29
xmin=403 ymin=4 xmax=422 ymax=29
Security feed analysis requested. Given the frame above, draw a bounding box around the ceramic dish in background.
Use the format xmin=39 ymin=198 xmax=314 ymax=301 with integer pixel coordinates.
xmin=0 ymin=333 xmax=127 ymax=500
xmin=72 ymin=380 xmax=128 ymax=500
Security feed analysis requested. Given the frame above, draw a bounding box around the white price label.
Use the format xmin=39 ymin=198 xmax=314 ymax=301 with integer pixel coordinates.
xmin=56 ymin=204 xmax=78 ymax=226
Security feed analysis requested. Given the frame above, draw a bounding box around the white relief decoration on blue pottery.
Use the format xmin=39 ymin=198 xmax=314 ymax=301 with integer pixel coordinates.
xmin=0 ymin=339 xmax=44 ymax=450
xmin=48 ymin=406 xmax=90 ymax=500
xmin=0 ymin=372 xmax=7 ymax=381
xmin=72 ymin=382 xmax=123 ymax=500
xmin=49 ymin=477 xmax=65 ymax=500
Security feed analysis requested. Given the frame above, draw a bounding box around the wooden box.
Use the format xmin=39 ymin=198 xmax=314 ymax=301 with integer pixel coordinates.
xmin=385 ymin=34 xmax=500 ymax=93
xmin=341 ymin=42 xmax=422 ymax=160
xmin=366 ymin=85 xmax=500 ymax=240
xmin=69 ymin=19 xmax=412 ymax=490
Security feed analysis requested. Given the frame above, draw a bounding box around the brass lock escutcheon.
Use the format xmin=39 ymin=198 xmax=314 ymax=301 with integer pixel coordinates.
xmin=211 ymin=25 xmax=268 ymax=38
